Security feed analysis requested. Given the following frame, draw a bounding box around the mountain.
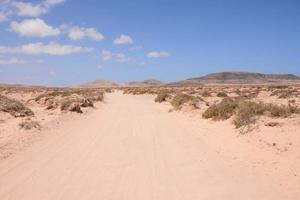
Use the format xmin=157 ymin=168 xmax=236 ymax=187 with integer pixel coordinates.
xmin=126 ymin=79 xmax=163 ymax=86
xmin=169 ymin=72 xmax=300 ymax=86
xmin=80 ymin=80 xmax=119 ymax=88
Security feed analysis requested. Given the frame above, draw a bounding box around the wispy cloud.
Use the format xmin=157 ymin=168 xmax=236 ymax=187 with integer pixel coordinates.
xmin=11 ymin=0 xmax=65 ymax=17
xmin=10 ymin=18 xmax=60 ymax=37
xmin=0 ymin=57 xmax=43 ymax=65
xmin=0 ymin=43 xmax=92 ymax=56
xmin=114 ymin=34 xmax=133 ymax=45
xmin=147 ymin=51 xmax=170 ymax=58
xmin=68 ymin=27 xmax=104 ymax=41
xmin=100 ymin=50 xmax=130 ymax=62
xmin=129 ymin=45 xmax=142 ymax=51
xmin=0 ymin=11 xmax=8 ymax=22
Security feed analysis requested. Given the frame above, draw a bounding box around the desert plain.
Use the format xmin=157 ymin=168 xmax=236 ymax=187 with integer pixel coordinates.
xmin=0 ymin=77 xmax=300 ymax=199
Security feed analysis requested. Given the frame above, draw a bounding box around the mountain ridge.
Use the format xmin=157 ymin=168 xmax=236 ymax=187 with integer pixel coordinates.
xmin=169 ymin=72 xmax=300 ymax=86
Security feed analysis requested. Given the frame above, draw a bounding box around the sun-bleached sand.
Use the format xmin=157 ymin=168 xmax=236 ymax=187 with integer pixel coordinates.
xmin=0 ymin=91 xmax=299 ymax=199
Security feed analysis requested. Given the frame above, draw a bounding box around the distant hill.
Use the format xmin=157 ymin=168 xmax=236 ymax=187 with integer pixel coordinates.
xmin=168 ymin=72 xmax=300 ymax=86
xmin=126 ymin=79 xmax=163 ymax=86
xmin=80 ymin=80 xmax=119 ymax=88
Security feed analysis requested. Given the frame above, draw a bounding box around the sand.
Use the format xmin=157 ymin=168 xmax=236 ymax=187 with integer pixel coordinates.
xmin=0 ymin=91 xmax=299 ymax=199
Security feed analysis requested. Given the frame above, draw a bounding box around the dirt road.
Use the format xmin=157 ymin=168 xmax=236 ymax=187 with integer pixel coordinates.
xmin=0 ymin=92 xmax=290 ymax=199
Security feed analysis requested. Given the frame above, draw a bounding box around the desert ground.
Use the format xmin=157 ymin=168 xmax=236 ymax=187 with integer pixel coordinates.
xmin=0 ymin=85 xmax=300 ymax=199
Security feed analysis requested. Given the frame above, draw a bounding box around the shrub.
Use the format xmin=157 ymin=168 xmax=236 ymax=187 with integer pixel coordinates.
xmin=233 ymin=101 xmax=266 ymax=128
xmin=171 ymin=93 xmax=193 ymax=110
xmin=155 ymin=90 xmax=170 ymax=103
xmin=201 ymin=90 xmax=211 ymax=97
xmin=0 ymin=95 xmax=34 ymax=117
xmin=216 ymin=92 xmax=228 ymax=97
xmin=60 ymin=99 xmax=83 ymax=113
xmin=266 ymin=104 xmax=291 ymax=117
xmin=202 ymin=98 xmax=238 ymax=120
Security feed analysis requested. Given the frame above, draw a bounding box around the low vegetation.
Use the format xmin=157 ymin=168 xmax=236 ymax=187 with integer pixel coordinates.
xmin=32 ymin=89 xmax=103 ymax=113
xmin=202 ymin=98 xmax=237 ymax=120
xmin=155 ymin=90 xmax=170 ymax=103
xmin=201 ymin=95 xmax=300 ymax=131
xmin=216 ymin=92 xmax=228 ymax=97
xmin=233 ymin=101 xmax=266 ymax=128
xmin=171 ymin=93 xmax=194 ymax=110
xmin=0 ymin=95 xmax=34 ymax=117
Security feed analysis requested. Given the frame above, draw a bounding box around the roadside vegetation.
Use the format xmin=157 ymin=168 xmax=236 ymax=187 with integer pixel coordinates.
xmin=119 ymin=85 xmax=300 ymax=133
xmin=0 ymin=94 xmax=34 ymax=117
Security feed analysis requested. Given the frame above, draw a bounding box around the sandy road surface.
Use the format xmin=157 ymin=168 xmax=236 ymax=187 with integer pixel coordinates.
xmin=0 ymin=92 xmax=291 ymax=199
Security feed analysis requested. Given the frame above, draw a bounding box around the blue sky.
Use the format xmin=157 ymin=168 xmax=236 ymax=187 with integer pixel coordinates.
xmin=0 ymin=0 xmax=300 ymax=86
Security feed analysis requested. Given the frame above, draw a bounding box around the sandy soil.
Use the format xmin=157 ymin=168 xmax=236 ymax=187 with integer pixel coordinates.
xmin=0 ymin=91 xmax=299 ymax=199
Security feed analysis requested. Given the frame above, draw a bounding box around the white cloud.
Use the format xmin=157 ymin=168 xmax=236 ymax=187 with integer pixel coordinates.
xmin=0 ymin=43 xmax=92 ymax=56
xmin=113 ymin=34 xmax=133 ymax=45
xmin=12 ymin=2 xmax=47 ymax=17
xmin=100 ymin=50 xmax=130 ymax=62
xmin=10 ymin=18 xmax=60 ymax=37
xmin=147 ymin=51 xmax=170 ymax=58
xmin=69 ymin=27 xmax=104 ymax=41
xmin=12 ymin=0 xmax=65 ymax=17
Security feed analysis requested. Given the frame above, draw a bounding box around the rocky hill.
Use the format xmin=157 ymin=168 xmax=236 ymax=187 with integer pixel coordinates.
xmin=169 ymin=72 xmax=300 ymax=86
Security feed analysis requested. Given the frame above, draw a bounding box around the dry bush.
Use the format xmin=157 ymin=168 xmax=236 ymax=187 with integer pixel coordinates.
xmin=171 ymin=93 xmax=194 ymax=110
xmin=233 ymin=101 xmax=266 ymax=128
xmin=216 ymin=92 xmax=228 ymax=97
xmin=270 ymin=89 xmax=299 ymax=99
xmin=266 ymin=104 xmax=300 ymax=117
xmin=32 ymin=89 xmax=103 ymax=113
xmin=202 ymin=98 xmax=238 ymax=120
xmin=19 ymin=120 xmax=41 ymax=130
xmin=288 ymin=99 xmax=296 ymax=104
xmin=0 ymin=95 xmax=34 ymax=117
xmin=60 ymin=100 xmax=83 ymax=113
xmin=155 ymin=90 xmax=170 ymax=103
xmin=34 ymin=89 xmax=103 ymax=102
xmin=60 ymin=97 xmax=95 ymax=113
xmin=233 ymin=102 xmax=300 ymax=129
xmin=201 ymin=90 xmax=211 ymax=97
xmin=267 ymin=85 xmax=289 ymax=91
